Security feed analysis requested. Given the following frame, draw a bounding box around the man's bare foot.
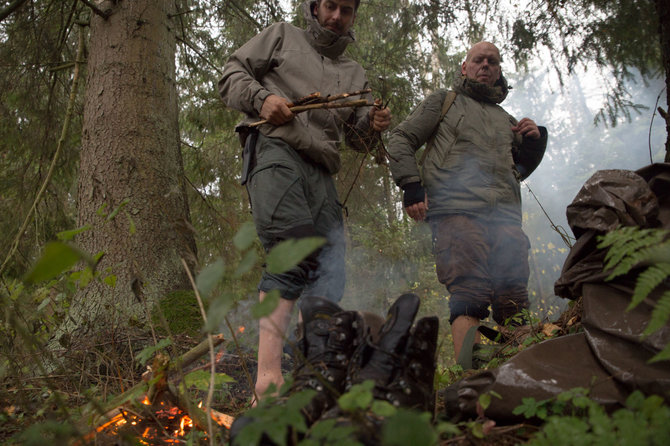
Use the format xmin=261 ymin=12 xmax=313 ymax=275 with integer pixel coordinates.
xmin=252 ymin=374 xmax=285 ymax=407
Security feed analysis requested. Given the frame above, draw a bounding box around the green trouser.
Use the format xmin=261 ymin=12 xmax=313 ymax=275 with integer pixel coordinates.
xmin=245 ymin=133 xmax=345 ymax=302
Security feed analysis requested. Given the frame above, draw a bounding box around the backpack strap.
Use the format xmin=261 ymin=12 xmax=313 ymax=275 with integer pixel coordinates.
xmin=418 ymin=90 xmax=457 ymax=166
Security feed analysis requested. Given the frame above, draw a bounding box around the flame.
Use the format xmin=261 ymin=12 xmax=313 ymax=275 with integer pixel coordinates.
xmin=141 ymin=396 xmax=151 ymax=405
xmin=177 ymin=415 xmax=194 ymax=436
xmin=238 ymin=325 xmax=245 ymax=334
xmin=95 ymin=412 xmax=126 ymax=432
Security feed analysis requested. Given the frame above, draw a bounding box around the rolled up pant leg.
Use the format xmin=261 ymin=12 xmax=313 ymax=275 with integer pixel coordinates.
xmin=431 ymin=215 xmax=493 ymax=323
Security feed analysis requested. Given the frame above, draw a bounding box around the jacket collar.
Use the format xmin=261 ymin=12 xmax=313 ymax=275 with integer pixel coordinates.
xmin=453 ymin=74 xmax=510 ymax=104
xmin=302 ymin=1 xmax=355 ymax=59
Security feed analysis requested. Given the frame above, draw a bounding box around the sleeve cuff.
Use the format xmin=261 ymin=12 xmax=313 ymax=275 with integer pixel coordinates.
xmin=401 ymin=182 xmax=425 ymax=207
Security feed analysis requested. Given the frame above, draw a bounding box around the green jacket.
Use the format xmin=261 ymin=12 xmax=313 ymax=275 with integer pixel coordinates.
xmin=388 ymin=80 xmax=547 ymax=223
xmin=219 ymin=2 xmax=374 ymax=174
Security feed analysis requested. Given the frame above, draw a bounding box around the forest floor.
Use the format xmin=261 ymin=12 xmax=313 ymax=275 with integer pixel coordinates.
xmin=0 ymin=301 xmax=585 ymax=445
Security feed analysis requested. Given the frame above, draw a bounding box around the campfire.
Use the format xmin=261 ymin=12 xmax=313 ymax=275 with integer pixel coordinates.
xmin=80 ymin=334 xmax=235 ymax=445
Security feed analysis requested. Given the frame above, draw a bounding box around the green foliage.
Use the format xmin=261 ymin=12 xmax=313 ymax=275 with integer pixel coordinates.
xmin=252 ymin=289 xmax=281 ymax=319
xmin=16 ymin=419 xmax=79 ymax=446
xmin=266 ymin=237 xmax=326 ymax=274
xmin=232 ymin=389 xmax=317 ymax=446
xmin=183 ymin=369 xmax=235 ymax=390
xmin=23 ymin=242 xmax=94 ymax=284
xmin=598 ymin=227 xmax=670 ymax=361
xmin=196 ymin=258 xmax=226 ymax=300
xmin=337 ymin=380 xmax=375 ymax=412
xmin=135 ymin=338 xmax=172 ymax=366
xmin=299 ymin=418 xmax=361 ymax=446
xmin=382 ymin=409 xmax=438 ymax=446
xmin=517 ymin=390 xmax=670 ymax=446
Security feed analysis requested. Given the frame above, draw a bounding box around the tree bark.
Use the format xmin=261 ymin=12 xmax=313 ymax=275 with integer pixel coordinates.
xmin=656 ymin=0 xmax=670 ymax=162
xmin=71 ymin=0 xmax=196 ymax=335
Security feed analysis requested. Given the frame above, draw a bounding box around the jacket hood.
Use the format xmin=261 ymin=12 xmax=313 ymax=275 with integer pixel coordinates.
xmin=301 ymin=0 xmax=355 ymax=59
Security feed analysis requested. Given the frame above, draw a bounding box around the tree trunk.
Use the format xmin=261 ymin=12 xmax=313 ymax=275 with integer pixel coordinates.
xmin=71 ymin=0 xmax=196 ymax=336
xmin=656 ymin=0 xmax=670 ymax=162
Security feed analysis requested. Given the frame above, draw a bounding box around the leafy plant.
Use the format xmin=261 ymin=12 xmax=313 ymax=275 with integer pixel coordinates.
xmin=231 ymin=389 xmax=317 ymax=446
xmin=598 ymin=227 xmax=670 ymax=362
xmin=517 ymin=389 xmax=670 ymax=446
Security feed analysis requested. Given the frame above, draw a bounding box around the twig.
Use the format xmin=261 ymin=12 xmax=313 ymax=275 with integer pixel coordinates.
xmin=176 ymin=35 xmax=223 ymax=76
xmin=0 ymin=0 xmax=28 ymax=22
xmin=249 ymin=99 xmax=372 ymax=127
xmin=224 ymin=317 xmax=257 ymax=405
xmin=289 ymin=99 xmax=370 ymax=113
xmin=288 ymin=92 xmax=321 ymax=107
xmin=181 ymin=258 xmax=216 ymax=446
xmin=78 ymin=0 xmax=111 ymax=19
xmin=341 ymin=154 xmax=368 ymax=208
xmin=648 ymin=87 xmax=666 ymax=164
xmin=323 ymin=88 xmax=371 ymax=102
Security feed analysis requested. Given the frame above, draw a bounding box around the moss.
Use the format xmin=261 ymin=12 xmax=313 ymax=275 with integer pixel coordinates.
xmin=153 ymin=290 xmax=202 ymax=337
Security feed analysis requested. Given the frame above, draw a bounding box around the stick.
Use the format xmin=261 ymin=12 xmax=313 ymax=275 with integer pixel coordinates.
xmin=289 ymin=99 xmax=370 ymax=113
xmin=323 ymin=88 xmax=371 ymax=103
xmin=289 ymin=92 xmax=321 ymax=107
xmin=248 ymin=99 xmax=372 ymax=127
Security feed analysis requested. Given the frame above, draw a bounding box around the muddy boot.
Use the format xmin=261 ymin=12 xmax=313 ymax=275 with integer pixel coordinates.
xmin=348 ymin=293 xmax=438 ymax=411
xmin=346 ymin=293 xmax=419 ymax=396
xmin=314 ymin=294 xmax=439 ymax=445
xmin=290 ymin=296 xmax=363 ymax=424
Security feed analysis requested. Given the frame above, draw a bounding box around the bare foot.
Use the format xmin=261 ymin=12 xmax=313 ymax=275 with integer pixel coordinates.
xmin=252 ymin=373 xmax=284 ymax=407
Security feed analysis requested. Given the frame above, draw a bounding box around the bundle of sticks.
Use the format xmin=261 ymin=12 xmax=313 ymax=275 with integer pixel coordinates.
xmin=249 ymin=88 xmax=373 ymax=127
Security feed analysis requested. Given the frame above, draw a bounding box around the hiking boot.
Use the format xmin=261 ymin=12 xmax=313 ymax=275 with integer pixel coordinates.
xmin=290 ymin=296 xmax=363 ymax=423
xmin=347 ymin=293 xmax=439 ymax=411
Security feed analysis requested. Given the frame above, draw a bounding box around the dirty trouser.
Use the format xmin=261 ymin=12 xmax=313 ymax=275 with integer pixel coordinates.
xmin=430 ymin=214 xmax=530 ymax=325
xmin=246 ymin=133 xmax=345 ymax=302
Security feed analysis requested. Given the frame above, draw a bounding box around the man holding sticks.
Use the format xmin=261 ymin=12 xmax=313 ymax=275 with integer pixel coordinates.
xmin=219 ymin=0 xmax=391 ymax=403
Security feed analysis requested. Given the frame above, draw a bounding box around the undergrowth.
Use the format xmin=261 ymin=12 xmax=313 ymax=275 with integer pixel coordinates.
xmin=2 ymin=224 xmax=670 ymax=444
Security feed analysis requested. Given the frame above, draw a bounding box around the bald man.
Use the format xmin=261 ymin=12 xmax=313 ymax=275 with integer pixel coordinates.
xmin=387 ymin=42 xmax=548 ymax=364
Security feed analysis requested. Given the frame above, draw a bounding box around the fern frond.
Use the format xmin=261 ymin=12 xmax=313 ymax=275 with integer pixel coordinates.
xmin=637 ymin=242 xmax=670 ymax=265
xmin=643 ymin=290 xmax=670 ymax=337
xmin=599 ymin=228 xmax=669 ymax=280
xmin=629 ymin=264 xmax=670 ymax=311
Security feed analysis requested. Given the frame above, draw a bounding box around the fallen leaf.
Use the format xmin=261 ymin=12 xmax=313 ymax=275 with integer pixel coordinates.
xmin=542 ymin=323 xmax=561 ymax=337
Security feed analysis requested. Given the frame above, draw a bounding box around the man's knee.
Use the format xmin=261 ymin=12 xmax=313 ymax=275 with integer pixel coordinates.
xmin=447 ymin=277 xmax=493 ymax=324
xmin=448 ymin=299 xmax=489 ymax=324
xmin=491 ymin=291 xmax=529 ymax=326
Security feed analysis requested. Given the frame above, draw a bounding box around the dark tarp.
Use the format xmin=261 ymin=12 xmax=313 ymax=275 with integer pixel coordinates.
xmin=444 ymin=163 xmax=670 ymax=423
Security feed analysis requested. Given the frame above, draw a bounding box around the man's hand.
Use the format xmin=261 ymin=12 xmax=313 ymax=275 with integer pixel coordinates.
xmin=260 ymin=94 xmax=294 ymax=126
xmin=405 ymin=193 xmax=428 ymax=222
xmin=511 ymin=117 xmax=540 ymax=140
xmin=369 ymin=99 xmax=391 ymax=132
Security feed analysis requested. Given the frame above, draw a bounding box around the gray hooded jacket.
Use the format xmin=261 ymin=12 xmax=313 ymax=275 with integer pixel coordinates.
xmin=219 ymin=1 xmax=374 ymax=174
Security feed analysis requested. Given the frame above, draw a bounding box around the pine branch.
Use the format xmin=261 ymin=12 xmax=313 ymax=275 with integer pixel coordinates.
xmin=0 ymin=0 xmax=28 ymax=23
xmin=78 ymin=0 xmax=112 ymax=19
xmin=0 ymin=25 xmax=85 ymax=277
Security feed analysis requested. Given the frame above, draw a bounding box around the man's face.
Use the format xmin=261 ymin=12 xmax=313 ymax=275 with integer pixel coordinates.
xmin=313 ymin=0 xmax=356 ymax=36
xmin=461 ymin=42 xmax=502 ymax=87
